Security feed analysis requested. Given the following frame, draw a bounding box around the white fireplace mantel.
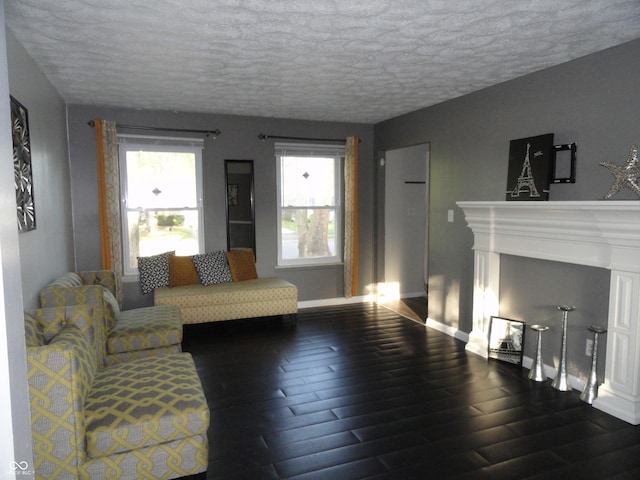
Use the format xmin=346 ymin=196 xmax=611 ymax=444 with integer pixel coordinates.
xmin=457 ymin=200 xmax=640 ymax=424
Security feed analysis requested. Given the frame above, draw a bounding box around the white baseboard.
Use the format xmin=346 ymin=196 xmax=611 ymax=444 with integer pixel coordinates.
xmin=298 ymin=293 xmax=425 ymax=312
xmin=298 ymin=292 xmax=424 ymax=316
xmin=298 ymin=295 xmax=370 ymax=309
xmin=399 ymin=291 xmax=426 ymax=299
xmin=425 ymin=317 xmax=469 ymax=343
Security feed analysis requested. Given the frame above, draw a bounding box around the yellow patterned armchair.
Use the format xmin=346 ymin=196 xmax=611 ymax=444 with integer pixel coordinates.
xmin=25 ymin=305 xmax=209 ymax=479
xmin=39 ymin=271 xmax=182 ymax=367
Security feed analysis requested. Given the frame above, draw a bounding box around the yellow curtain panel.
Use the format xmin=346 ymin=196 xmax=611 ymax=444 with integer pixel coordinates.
xmin=344 ymin=136 xmax=359 ymax=297
xmin=94 ymin=119 xmax=123 ymax=304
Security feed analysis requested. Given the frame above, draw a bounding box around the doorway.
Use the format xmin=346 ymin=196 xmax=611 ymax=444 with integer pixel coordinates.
xmin=383 ymin=143 xmax=429 ymax=300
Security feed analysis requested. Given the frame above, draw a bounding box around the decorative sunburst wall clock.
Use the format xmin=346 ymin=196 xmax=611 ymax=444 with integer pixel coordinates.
xmin=11 ymin=95 xmax=35 ymax=231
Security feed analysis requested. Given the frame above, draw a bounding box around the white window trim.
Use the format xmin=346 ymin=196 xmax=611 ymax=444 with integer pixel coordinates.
xmin=118 ymin=134 xmax=205 ymax=276
xmin=275 ymin=142 xmax=344 ymax=267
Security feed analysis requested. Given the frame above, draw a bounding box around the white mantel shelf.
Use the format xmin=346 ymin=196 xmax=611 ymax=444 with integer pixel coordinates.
xmin=457 ymin=200 xmax=640 ymax=424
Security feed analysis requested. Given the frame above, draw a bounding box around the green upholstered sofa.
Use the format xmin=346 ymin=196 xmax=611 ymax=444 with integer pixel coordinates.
xmin=24 ymin=305 xmax=210 ymax=479
xmin=39 ymin=271 xmax=182 ymax=367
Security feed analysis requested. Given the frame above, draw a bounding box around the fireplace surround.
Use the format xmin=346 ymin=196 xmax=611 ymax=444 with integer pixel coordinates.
xmin=458 ymin=200 xmax=640 ymax=424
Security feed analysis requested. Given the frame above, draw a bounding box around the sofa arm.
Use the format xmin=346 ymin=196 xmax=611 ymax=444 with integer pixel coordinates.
xmin=29 ymin=304 xmax=106 ymax=370
xmin=27 ymin=325 xmax=96 ymax=479
xmin=39 ymin=284 xmax=113 ymax=365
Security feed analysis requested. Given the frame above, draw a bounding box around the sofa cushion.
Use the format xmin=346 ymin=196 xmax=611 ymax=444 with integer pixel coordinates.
xmin=106 ymin=305 xmax=183 ymax=355
xmin=137 ymin=251 xmax=174 ymax=294
xmin=226 ymin=249 xmax=258 ymax=281
xmin=81 ymin=434 xmax=209 ymax=479
xmin=103 ymin=344 xmax=182 ymax=368
xmin=192 ymin=250 xmax=233 ymax=285
xmin=169 ymin=255 xmax=200 ymax=287
xmin=84 ymin=353 xmax=209 ymax=458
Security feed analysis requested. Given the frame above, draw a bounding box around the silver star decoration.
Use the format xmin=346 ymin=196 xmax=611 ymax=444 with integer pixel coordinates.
xmin=600 ymin=145 xmax=640 ymax=199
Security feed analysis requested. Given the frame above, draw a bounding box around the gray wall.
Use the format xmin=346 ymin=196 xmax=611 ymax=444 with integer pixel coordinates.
xmin=6 ymin=30 xmax=74 ymax=309
xmin=500 ymin=256 xmax=610 ymax=381
xmin=66 ymin=106 xmax=374 ymax=307
xmin=375 ymin=39 xmax=640 ymax=346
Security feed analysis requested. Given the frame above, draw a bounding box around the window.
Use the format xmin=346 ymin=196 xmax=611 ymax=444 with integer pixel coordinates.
xmin=276 ymin=143 xmax=343 ymax=266
xmin=118 ymin=135 xmax=204 ymax=276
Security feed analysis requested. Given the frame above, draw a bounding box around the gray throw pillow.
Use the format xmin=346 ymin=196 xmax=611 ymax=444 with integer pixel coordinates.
xmin=192 ymin=251 xmax=233 ymax=285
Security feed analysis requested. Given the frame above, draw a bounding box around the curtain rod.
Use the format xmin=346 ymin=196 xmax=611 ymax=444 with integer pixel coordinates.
xmin=87 ymin=120 xmax=221 ymax=138
xmin=258 ymin=133 xmax=360 ymax=143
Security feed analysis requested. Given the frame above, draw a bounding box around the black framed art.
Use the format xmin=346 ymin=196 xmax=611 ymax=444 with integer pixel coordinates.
xmin=11 ymin=95 xmax=36 ymax=231
xmin=505 ymin=133 xmax=554 ymax=201
xmin=488 ymin=316 xmax=525 ymax=366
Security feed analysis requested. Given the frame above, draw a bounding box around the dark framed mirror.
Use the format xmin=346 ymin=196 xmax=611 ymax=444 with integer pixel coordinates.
xmin=225 ymin=160 xmax=256 ymax=256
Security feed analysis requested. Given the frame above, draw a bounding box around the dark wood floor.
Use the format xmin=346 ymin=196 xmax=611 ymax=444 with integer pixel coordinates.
xmin=181 ymin=303 xmax=640 ymax=480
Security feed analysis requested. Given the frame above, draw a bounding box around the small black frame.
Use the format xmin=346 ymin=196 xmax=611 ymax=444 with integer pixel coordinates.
xmin=551 ymin=143 xmax=577 ymax=184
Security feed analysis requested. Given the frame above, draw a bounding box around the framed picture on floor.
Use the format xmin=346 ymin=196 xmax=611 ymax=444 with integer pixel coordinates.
xmin=488 ymin=316 xmax=525 ymax=366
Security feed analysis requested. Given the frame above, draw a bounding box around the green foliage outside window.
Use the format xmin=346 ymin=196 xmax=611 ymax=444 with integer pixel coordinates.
xmin=156 ymin=214 xmax=185 ymax=227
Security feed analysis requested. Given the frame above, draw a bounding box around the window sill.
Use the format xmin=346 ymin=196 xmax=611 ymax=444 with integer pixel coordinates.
xmin=275 ymin=262 xmax=344 ymax=271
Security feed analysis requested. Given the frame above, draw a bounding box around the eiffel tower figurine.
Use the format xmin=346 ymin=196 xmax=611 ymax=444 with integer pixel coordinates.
xmin=511 ymin=143 xmax=540 ymax=197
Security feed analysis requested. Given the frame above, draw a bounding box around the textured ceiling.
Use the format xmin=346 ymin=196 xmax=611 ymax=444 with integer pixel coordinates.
xmin=5 ymin=0 xmax=640 ymax=123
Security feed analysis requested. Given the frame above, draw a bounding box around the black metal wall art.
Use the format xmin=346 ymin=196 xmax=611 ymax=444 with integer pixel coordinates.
xmin=11 ymin=95 xmax=35 ymax=231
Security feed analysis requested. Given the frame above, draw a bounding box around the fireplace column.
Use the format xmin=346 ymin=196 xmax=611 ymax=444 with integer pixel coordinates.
xmin=594 ymin=269 xmax=640 ymax=424
xmin=465 ymin=248 xmax=499 ymax=358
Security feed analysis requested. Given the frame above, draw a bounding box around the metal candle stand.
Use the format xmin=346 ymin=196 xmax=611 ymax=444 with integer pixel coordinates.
xmin=551 ymin=305 xmax=575 ymax=392
xmin=527 ymin=306 xmax=607 ymax=404
xmin=580 ymin=325 xmax=607 ymax=404
xmin=528 ymin=324 xmax=549 ymax=382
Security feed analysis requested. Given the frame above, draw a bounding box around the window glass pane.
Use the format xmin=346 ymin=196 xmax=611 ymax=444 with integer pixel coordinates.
xmin=126 ymin=209 xmax=200 ymax=269
xmin=125 ymin=151 xmax=197 ymax=208
xmin=119 ymin=138 xmax=204 ymax=276
xmin=281 ymin=208 xmax=336 ymax=260
xmin=281 ymin=156 xmax=335 ymax=207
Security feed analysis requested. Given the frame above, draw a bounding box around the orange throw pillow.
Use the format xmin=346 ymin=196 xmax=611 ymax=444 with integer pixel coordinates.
xmin=226 ymin=250 xmax=258 ymax=282
xmin=168 ymin=255 xmax=200 ymax=287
